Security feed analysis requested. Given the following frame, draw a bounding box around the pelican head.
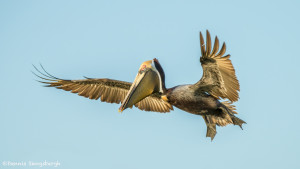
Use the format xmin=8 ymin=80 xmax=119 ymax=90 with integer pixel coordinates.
xmin=119 ymin=58 xmax=166 ymax=112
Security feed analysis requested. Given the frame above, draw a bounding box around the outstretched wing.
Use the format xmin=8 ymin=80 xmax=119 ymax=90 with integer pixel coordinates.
xmin=195 ymin=30 xmax=240 ymax=102
xmin=33 ymin=65 xmax=173 ymax=112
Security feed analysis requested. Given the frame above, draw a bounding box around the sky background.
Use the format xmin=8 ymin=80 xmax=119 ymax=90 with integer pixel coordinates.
xmin=1 ymin=0 xmax=299 ymax=169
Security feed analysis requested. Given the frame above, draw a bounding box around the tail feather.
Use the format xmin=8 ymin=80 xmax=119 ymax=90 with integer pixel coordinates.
xmin=230 ymin=115 xmax=246 ymax=129
xmin=221 ymin=101 xmax=246 ymax=129
xmin=201 ymin=101 xmax=246 ymax=141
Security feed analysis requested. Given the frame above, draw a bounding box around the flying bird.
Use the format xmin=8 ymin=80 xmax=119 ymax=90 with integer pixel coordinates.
xmin=34 ymin=30 xmax=246 ymax=140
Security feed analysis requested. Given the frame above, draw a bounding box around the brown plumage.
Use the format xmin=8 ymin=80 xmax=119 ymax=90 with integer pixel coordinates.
xmin=164 ymin=30 xmax=245 ymax=140
xmin=195 ymin=30 xmax=240 ymax=102
xmin=33 ymin=65 xmax=173 ymax=113
xmin=34 ymin=30 xmax=245 ymax=140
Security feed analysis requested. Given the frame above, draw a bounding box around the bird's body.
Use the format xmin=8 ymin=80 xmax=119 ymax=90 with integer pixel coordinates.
xmin=166 ymin=85 xmax=220 ymax=115
xmin=34 ymin=30 xmax=245 ymax=140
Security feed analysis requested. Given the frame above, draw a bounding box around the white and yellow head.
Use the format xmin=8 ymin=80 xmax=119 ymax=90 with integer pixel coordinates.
xmin=119 ymin=58 xmax=166 ymax=112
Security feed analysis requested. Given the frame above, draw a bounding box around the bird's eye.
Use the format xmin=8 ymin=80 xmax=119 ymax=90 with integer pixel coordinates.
xmin=140 ymin=65 xmax=146 ymax=71
xmin=139 ymin=65 xmax=147 ymax=73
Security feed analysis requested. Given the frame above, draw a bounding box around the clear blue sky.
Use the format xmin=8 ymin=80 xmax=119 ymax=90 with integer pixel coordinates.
xmin=1 ymin=0 xmax=299 ymax=169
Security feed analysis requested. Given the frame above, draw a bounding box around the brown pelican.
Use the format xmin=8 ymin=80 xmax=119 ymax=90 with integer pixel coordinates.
xmin=34 ymin=30 xmax=245 ymax=140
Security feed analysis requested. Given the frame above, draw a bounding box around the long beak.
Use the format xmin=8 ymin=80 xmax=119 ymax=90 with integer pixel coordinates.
xmin=119 ymin=70 xmax=158 ymax=112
